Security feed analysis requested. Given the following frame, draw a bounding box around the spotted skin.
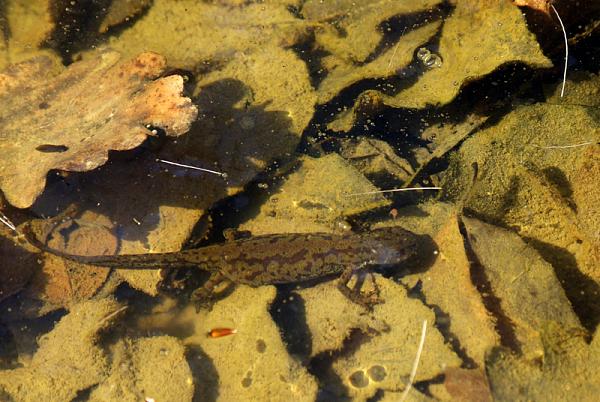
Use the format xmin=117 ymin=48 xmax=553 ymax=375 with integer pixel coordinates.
xmin=25 ymin=226 xmax=419 ymax=306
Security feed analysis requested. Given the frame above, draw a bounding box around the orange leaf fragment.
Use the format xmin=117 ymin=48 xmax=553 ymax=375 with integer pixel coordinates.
xmin=512 ymin=0 xmax=551 ymax=15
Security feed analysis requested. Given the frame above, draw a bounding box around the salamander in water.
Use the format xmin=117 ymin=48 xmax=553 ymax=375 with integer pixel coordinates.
xmin=24 ymin=226 xmax=419 ymax=308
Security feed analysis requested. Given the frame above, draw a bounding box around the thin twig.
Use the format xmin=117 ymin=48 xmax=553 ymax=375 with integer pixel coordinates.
xmin=345 ymin=187 xmax=441 ymax=196
xmin=551 ymin=4 xmax=568 ymax=98
xmin=399 ymin=319 xmax=428 ymax=402
xmin=534 ymin=141 xmax=595 ymax=149
xmin=157 ymin=159 xmax=227 ymax=178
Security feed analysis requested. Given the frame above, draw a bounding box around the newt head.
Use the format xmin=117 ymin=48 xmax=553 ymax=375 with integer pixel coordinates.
xmin=364 ymin=226 xmax=419 ymax=266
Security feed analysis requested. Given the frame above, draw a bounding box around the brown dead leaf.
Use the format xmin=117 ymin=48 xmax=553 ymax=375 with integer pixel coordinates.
xmin=416 ymin=212 xmax=499 ymax=367
xmin=444 ymin=367 xmax=493 ymax=402
xmin=0 ymin=50 xmax=197 ymax=209
xmin=513 ymin=0 xmax=551 ymax=15
xmin=25 ymin=212 xmax=117 ymax=307
xmin=461 ymin=216 xmax=581 ymax=358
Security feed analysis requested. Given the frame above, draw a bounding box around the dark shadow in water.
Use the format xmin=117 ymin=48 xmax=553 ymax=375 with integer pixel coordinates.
xmin=522 ymin=237 xmax=600 ymax=332
xmin=407 ymin=280 xmax=477 ymax=369
xmin=45 ymin=0 xmax=112 ymax=63
xmin=310 ymin=328 xmax=376 ymax=402
xmin=542 ymin=167 xmax=577 ymax=211
xmin=398 ymin=233 xmax=437 ymax=275
xmin=187 ymin=346 xmax=220 ymax=402
xmin=31 ymin=78 xmax=299 ymax=251
xmin=0 ymin=321 xmax=18 ymax=370
xmin=269 ymin=288 xmax=312 ymax=360
xmin=458 ymin=216 xmax=523 ymax=355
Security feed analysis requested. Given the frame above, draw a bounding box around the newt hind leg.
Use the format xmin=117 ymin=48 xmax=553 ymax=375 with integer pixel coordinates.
xmin=336 ymin=265 xmax=383 ymax=309
xmin=191 ymin=271 xmax=235 ymax=311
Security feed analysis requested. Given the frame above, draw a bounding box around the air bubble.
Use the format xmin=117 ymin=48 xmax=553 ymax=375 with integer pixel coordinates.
xmin=349 ymin=370 xmax=369 ymax=388
xmin=416 ymin=47 xmax=442 ymax=69
xmin=367 ymin=365 xmax=387 ymax=382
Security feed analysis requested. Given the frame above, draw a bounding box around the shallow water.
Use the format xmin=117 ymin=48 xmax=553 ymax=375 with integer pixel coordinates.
xmin=1 ymin=1 xmax=599 ymax=401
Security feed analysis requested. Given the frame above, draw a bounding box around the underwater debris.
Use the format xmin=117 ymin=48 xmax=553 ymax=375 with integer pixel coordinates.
xmin=443 ymin=77 xmax=600 ymax=328
xmin=208 ymin=327 xmax=238 ymax=338
xmin=513 ymin=0 xmax=552 ymax=15
xmin=0 ymin=50 xmax=197 ymax=208
xmin=486 ymin=321 xmax=600 ymax=401
xmin=416 ymin=47 xmax=443 ymax=69
xmin=24 ymin=212 xmax=116 ymax=309
xmin=239 ymin=154 xmax=389 ymax=235
xmin=102 ymin=0 xmax=311 ymax=70
xmin=0 ymin=298 xmax=125 ymax=401
xmin=0 ymin=0 xmax=59 ymax=70
xmin=303 ymin=0 xmax=442 ymax=64
xmin=398 ymin=319 xmax=427 ymax=402
xmin=99 ymin=0 xmax=152 ymax=33
xmin=327 ymin=0 xmax=552 ymax=131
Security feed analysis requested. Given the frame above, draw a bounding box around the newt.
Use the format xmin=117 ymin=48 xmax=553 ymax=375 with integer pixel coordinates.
xmin=23 ymin=226 xmax=419 ymax=308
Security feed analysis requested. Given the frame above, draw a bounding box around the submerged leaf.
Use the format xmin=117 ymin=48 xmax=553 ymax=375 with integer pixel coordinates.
xmin=486 ymin=321 xmax=600 ymax=401
xmin=304 ymin=0 xmax=441 ymax=63
xmin=0 ymin=298 xmax=124 ymax=401
xmin=0 ymin=50 xmax=197 ymax=208
xmin=328 ymin=0 xmax=552 ymax=130
xmin=102 ymin=0 xmax=310 ymax=70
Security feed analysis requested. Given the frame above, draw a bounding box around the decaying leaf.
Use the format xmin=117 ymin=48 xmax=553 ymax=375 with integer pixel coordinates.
xmin=193 ymin=47 xmax=317 ymax=188
xmin=443 ymin=367 xmax=493 ymax=402
xmin=0 ymin=50 xmax=197 ymax=209
xmin=461 ymin=216 xmax=581 ymax=358
xmin=0 ymin=0 xmax=60 ymax=70
xmin=339 ymin=137 xmax=416 ymax=184
xmin=99 ymin=0 xmax=152 ymax=33
xmin=101 ymin=0 xmax=310 ymax=70
xmin=24 ymin=46 xmax=316 ymax=296
xmin=0 ymin=298 xmax=124 ymax=401
xmin=486 ymin=321 xmax=600 ymax=401
xmin=25 ymin=212 xmax=116 ymax=308
xmin=375 ymin=0 xmax=552 ymax=108
xmin=240 ymin=154 xmax=390 ymax=235
xmin=443 ymin=75 xmax=600 ymax=327
xmin=303 ymin=0 xmax=441 ymax=64
xmin=317 ymin=20 xmax=442 ymax=104
xmin=415 ymin=210 xmax=499 ymax=367
xmin=328 ymin=0 xmax=552 ymax=130
xmin=513 ymin=0 xmax=551 ymax=15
